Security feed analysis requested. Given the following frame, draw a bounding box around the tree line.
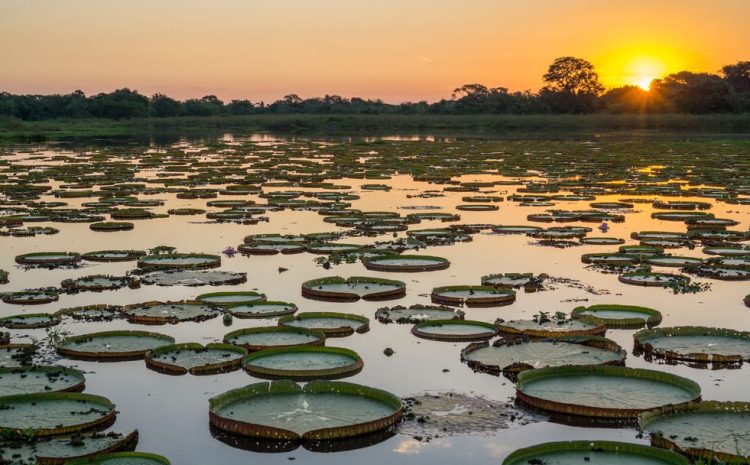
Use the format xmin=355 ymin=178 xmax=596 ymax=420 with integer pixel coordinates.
xmin=1 ymin=57 xmax=748 ymax=120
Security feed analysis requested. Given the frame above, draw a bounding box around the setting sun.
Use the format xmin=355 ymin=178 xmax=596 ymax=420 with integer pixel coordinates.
xmin=624 ymin=57 xmax=667 ymax=90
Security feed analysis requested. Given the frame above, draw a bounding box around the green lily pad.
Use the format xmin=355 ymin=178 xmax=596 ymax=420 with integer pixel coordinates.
xmin=145 ymin=343 xmax=246 ymax=375
xmin=503 ymin=440 xmax=690 ymax=465
xmin=0 ymin=366 xmax=86 ymax=396
xmin=209 ymin=380 xmax=402 ymax=440
xmin=516 ymin=365 xmax=701 ymax=419
xmin=224 ymin=326 xmax=326 ymax=351
xmin=0 ymin=392 xmax=116 ymax=436
xmin=57 ymin=331 xmax=175 ymax=360
xmin=243 ymin=346 xmax=363 ymax=380
xmin=278 ymin=312 xmax=369 ymax=337
xmin=640 ymin=401 xmax=750 ymax=463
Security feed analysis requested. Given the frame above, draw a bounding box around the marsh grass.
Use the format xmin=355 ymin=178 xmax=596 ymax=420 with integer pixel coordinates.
xmin=3 ymin=114 xmax=750 ymax=142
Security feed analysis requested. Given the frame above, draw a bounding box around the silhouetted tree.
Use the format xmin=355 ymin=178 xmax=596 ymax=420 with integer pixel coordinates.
xmin=601 ymin=86 xmax=651 ymax=113
xmin=226 ymin=99 xmax=255 ymax=115
xmin=721 ymin=61 xmax=750 ymax=93
xmin=150 ymin=94 xmax=183 ymax=117
xmin=541 ymin=57 xmax=604 ymax=113
xmin=650 ymin=72 xmax=730 ymax=113
xmin=89 ymin=88 xmax=149 ymax=119
xmin=183 ymin=95 xmax=224 ymax=116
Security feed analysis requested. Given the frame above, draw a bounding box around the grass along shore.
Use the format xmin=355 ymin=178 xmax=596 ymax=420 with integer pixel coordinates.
xmin=2 ymin=113 xmax=750 ymax=142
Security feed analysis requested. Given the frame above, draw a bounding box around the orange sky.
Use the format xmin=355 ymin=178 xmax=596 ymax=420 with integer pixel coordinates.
xmin=1 ymin=0 xmax=748 ymax=102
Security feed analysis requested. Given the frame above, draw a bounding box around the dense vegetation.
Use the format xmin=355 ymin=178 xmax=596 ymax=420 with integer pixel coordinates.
xmin=1 ymin=58 xmax=749 ymax=121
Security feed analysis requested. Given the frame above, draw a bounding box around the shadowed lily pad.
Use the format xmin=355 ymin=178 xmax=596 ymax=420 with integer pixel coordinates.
xmin=516 ymin=365 xmax=701 ymax=420
xmin=140 ymin=270 xmax=247 ymax=287
xmin=571 ymin=304 xmax=662 ymax=329
xmin=461 ymin=336 xmax=625 ymax=378
xmin=412 ymin=319 xmax=498 ymax=342
xmin=640 ymin=401 xmax=750 ymax=463
xmin=278 ymin=312 xmax=369 ymax=337
xmin=0 ymin=366 xmax=86 ymax=396
xmin=374 ymin=304 xmax=464 ymax=324
xmin=503 ymin=440 xmax=689 ymax=465
xmin=634 ymin=326 xmax=750 ymax=366
xmin=243 ymin=346 xmax=363 ymax=380
xmin=224 ymin=326 xmax=326 ymax=351
xmin=0 ymin=392 xmax=116 ymax=436
xmin=145 ymin=343 xmax=247 ymax=375
xmin=57 ymin=330 xmax=175 ymax=361
xmin=301 ymin=276 xmax=406 ymax=302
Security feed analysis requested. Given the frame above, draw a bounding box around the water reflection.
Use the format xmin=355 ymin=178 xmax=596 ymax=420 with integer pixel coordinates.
xmin=0 ymin=136 xmax=748 ymax=465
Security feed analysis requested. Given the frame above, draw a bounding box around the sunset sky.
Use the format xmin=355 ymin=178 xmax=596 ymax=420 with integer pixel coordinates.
xmin=2 ymin=0 xmax=748 ymax=103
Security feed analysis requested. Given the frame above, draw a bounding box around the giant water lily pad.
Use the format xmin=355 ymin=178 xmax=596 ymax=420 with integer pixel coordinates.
xmin=0 ymin=430 xmax=139 ymax=465
xmin=686 ymin=264 xmax=750 ymax=281
xmin=374 ymin=304 xmax=464 ymax=324
xmin=61 ymin=275 xmax=135 ymax=292
xmin=492 ymin=225 xmax=544 ymax=234
xmin=581 ymin=253 xmax=640 ymax=266
xmin=462 ymin=336 xmax=625 ymax=377
xmin=516 ymin=365 xmax=701 ymax=419
xmin=481 ymin=273 xmax=544 ymax=289
xmin=122 ymin=301 xmax=221 ymax=325
xmin=243 ymin=346 xmax=363 ymax=380
xmin=226 ymin=301 xmax=298 ymax=319
xmin=619 ymin=272 xmax=691 ymax=287
xmin=140 ymin=270 xmax=247 ymax=287
xmin=81 ymin=250 xmax=145 ymax=262
xmin=301 ymin=276 xmax=406 ymax=301
xmin=362 ymin=255 xmax=450 ymax=272
xmin=0 ymin=313 xmax=61 ymax=329
xmin=645 ymin=255 xmax=703 ymax=267
xmin=503 ymin=440 xmax=690 ymax=465
xmin=137 ymin=253 xmax=221 ymax=270
xmin=145 ymin=343 xmax=246 ymax=375
xmin=195 ymin=291 xmax=266 ymax=305
xmin=412 ymin=320 xmax=498 ymax=342
xmin=640 ymin=401 xmax=750 ymax=463
xmin=209 ymin=380 xmax=402 ymax=441
xmin=224 ymin=326 xmax=326 ymax=351
xmin=238 ymin=242 xmax=306 ymax=255
xmin=57 ymin=331 xmax=175 ymax=360
xmin=571 ymin=304 xmax=662 ymax=329
xmin=55 ymin=305 xmax=122 ymax=322
xmin=66 ymin=451 xmax=171 ymax=465
xmin=15 ymin=252 xmax=81 ymax=267
xmin=497 ymin=317 xmax=607 ymax=338
xmin=634 ymin=326 xmax=750 ymax=366
xmin=702 ymin=245 xmax=750 ymax=256
xmin=278 ymin=312 xmax=369 ymax=337
xmin=2 ymin=289 xmax=59 ymax=305
xmin=0 ymin=366 xmax=86 ymax=396
xmin=431 ymin=285 xmax=516 ymax=307
xmin=0 ymin=392 xmax=116 ymax=436
xmin=581 ymin=237 xmax=626 ymax=245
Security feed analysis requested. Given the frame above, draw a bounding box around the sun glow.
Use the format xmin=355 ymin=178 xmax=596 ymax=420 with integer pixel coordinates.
xmin=597 ymin=44 xmax=690 ymax=91
xmin=636 ymin=75 xmax=655 ymax=90
xmin=624 ymin=57 xmax=667 ymax=90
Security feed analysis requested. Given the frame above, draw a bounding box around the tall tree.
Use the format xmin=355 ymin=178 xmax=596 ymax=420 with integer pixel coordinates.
xmin=650 ymin=72 xmax=730 ymax=113
xmin=541 ymin=57 xmax=604 ymax=113
xmin=721 ymin=61 xmax=750 ymax=93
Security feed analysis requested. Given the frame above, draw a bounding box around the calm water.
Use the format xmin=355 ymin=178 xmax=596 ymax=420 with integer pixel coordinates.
xmin=1 ymin=135 xmax=749 ymax=464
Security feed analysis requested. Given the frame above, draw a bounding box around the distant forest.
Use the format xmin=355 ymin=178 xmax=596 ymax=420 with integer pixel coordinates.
xmin=2 ymin=57 xmax=749 ymax=120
